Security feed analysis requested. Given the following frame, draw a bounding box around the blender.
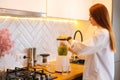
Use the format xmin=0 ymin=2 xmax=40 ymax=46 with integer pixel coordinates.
xmin=55 ymin=35 xmax=71 ymax=72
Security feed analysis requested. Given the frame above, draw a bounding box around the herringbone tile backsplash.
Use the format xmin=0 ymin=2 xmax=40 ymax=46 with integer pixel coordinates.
xmin=0 ymin=17 xmax=76 ymax=68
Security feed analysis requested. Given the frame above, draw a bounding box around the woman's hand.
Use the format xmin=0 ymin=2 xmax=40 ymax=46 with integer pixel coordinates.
xmin=59 ymin=41 xmax=78 ymax=55
xmin=68 ymin=47 xmax=78 ymax=55
xmin=67 ymin=38 xmax=72 ymax=44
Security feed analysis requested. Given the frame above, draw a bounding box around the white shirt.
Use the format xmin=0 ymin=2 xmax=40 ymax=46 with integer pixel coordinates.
xmin=71 ymin=27 xmax=114 ymax=80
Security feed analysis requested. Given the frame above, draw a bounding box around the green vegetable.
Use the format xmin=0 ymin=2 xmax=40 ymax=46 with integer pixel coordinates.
xmin=58 ymin=45 xmax=68 ymax=56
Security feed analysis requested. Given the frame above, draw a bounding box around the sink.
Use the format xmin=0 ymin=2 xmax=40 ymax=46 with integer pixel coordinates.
xmin=70 ymin=59 xmax=85 ymax=65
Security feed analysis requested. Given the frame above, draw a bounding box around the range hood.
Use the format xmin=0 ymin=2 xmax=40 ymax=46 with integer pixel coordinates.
xmin=0 ymin=8 xmax=46 ymax=17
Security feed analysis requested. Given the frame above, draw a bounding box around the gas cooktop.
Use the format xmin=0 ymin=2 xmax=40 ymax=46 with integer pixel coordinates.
xmin=6 ymin=67 xmax=57 ymax=80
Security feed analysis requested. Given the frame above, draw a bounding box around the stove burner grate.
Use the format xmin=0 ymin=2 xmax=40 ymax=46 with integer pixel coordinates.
xmin=6 ymin=67 xmax=57 ymax=80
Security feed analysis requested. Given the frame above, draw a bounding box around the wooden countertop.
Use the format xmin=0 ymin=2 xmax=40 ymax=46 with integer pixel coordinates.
xmin=32 ymin=62 xmax=84 ymax=80
xmin=53 ymin=63 xmax=84 ymax=80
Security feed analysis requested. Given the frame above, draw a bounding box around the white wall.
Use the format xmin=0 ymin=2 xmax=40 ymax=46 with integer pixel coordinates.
xmin=0 ymin=16 xmax=91 ymax=71
xmin=0 ymin=17 xmax=76 ymax=69
xmin=113 ymin=0 xmax=120 ymax=80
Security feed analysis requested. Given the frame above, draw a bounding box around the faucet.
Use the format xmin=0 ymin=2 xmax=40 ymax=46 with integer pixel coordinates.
xmin=73 ymin=30 xmax=83 ymax=42
xmin=71 ymin=30 xmax=84 ymax=63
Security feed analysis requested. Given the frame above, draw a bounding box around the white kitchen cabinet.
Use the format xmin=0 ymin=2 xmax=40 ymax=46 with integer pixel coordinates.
xmin=0 ymin=0 xmax=46 ymax=13
xmin=47 ymin=0 xmax=93 ymax=20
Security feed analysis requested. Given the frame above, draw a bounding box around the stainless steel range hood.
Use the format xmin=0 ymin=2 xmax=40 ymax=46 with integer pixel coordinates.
xmin=0 ymin=8 xmax=46 ymax=17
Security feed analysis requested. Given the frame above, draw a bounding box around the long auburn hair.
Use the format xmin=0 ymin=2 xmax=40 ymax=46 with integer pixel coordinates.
xmin=89 ymin=3 xmax=116 ymax=52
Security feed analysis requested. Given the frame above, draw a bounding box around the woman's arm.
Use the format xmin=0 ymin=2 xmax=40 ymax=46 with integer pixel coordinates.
xmin=68 ymin=47 xmax=78 ymax=55
xmin=70 ymin=29 xmax=109 ymax=54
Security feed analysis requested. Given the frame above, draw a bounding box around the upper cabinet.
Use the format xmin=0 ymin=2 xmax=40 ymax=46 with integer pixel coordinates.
xmin=0 ymin=0 xmax=46 ymax=13
xmin=0 ymin=0 xmax=111 ymax=19
xmin=47 ymin=0 xmax=93 ymax=20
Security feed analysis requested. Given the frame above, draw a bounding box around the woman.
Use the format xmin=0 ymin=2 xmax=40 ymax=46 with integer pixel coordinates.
xmin=67 ymin=3 xmax=116 ymax=80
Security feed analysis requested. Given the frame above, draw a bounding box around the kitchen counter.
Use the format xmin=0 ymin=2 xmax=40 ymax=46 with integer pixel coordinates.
xmin=53 ymin=63 xmax=84 ymax=80
xmin=32 ymin=62 xmax=84 ymax=80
